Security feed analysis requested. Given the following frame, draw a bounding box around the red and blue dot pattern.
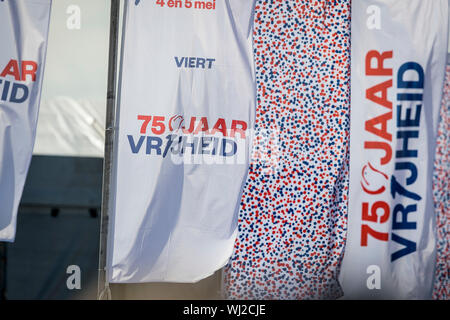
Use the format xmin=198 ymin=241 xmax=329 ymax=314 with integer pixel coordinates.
xmin=223 ymin=0 xmax=350 ymax=300
xmin=432 ymin=65 xmax=449 ymax=300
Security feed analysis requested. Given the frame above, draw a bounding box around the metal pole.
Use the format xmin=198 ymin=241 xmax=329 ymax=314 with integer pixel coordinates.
xmin=98 ymin=0 xmax=120 ymax=300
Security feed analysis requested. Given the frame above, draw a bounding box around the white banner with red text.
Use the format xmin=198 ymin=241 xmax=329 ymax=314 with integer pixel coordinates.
xmin=0 ymin=0 xmax=52 ymax=242
xmin=340 ymin=0 xmax=449 ymax=299
xmin=107 ymin=0 xmax=256 ymax=283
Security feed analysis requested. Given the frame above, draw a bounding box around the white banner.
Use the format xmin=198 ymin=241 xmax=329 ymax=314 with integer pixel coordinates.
xmin=340 ymin=0 xmax=449 ymax=299
xmin=0 ymin=0 xmax=52 ymax=242
xmin=108 ymin=0 xmax=256 ymax=283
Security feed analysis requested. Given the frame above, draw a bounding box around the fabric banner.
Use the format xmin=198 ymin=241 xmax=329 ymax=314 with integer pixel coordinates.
xmin=108 ymin=0 xmax=256 ymax=283
xmin=432 ymin=63 xmax=449 ymax=300
xmin=340 ymin=0 xmax=448 ymax=299
xmin=223 ymin=0 xmax=351 ymax=300
xmin=0 ymin=0 xmax=52 ymax=242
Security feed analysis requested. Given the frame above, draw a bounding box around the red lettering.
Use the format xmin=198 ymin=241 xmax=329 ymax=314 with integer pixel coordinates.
xmin=193 ymin=117 xmax=210 ymax=134
xmin=364 ymin=141 xmax=392 ymax=165
xmin=151 ymin=116 xmax=166 ymax=135
xmin=361 ymin=224 xmax=389 ymax=246
xmin=210 ymin=118 xmax=227 ymax=137
xmin=1 ymin=59 xmax=21 ymax=81
xmin=230 ymin=120 xmax=247 ymax=139
xmin=365 ymin=50 xmax=393 ymax=76
xmin=366 ymin=79 xmax=393 ymax=109
xmin=21 ymin=61 xmax=38 ymax=82
xmin=362 ymin=201 xmax=390 ymax=224
xmin=138 ymin=115 xmax=152 ymax=134
xmin=182 ymin=117 xmax=196 ymax=134
xmin=365 ymin=111 xmax=392 ymax=141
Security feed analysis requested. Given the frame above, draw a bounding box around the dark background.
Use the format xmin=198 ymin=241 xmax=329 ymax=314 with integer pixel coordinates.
xmin=0 ymin=155 xmax=102 ymax=300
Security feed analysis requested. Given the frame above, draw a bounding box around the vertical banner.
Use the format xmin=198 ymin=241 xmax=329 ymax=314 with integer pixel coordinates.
xmin=108 ymin=0 xmax=256 ymax=283
xmin=432 ymin=63 xmax=450 ymax=300
xmin=340 ymin=0 xmax=448 ymax=299
xmin=0 ymin=0 xmax=52 ymax=242
xmin=223 ymin=0 xmax=351 ymax=300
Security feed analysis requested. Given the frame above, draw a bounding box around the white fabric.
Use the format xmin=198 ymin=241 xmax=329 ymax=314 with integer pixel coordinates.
xmin=108 ymin=0 xmax=256 ymax=283
xmin=0 ymin=0 xmax=52 ymax=242
xmin=34 ymin=97 xmax=105 ymax=157
xmin=340 ymin=0 xmax=449 ymax=299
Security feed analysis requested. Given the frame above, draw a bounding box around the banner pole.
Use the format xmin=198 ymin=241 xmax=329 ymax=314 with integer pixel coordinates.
xmin=98 ymin=0 xmax=120 ymax=300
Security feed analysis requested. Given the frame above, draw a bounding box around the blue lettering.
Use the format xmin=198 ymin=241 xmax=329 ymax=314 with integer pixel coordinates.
xmin=181 ymin=136 xmax=198 ymax=154
xmin=174 ymin=57 xmax=215 ymax=69
xmin=206 ymin=58 xmax=215 ymax=69
xmin=196 ymin=58 xmax=206 ymax=69
xmin=397 ymin=62 xmax=424 ymax=89
xmin=128 ymin=135 xmax=145 ymax=154
xmin=175 ymin=56 xmax=184 ymax=68
xmin=390 ymin=175 xmax=421 ymax=201
xmin=188 ymin=57 xmax=196 ymax=68
xmin=392 ymin=204 xmax=417 ymax=230
xmin=10 ymin=83 xmax=29 ymax=103
xmin=146 ymin=136 xmax=162 ymax=155
xmin=391 ymin=233 xmax=416 ymax=261
xmin=1 ymin=79 xmax=9 ymax=101
xmin=394 ymin=162 xmax=417 ymax=185
xmin=396 ymin=130 xmax=419 ymax=158
xmin=163 ymin=134 xmax=177 ymax=157
xmin=397 ymin=103 xmax=421 ymax=127
xmin=200 ymin=137 xmax=212 ymax=154
xmin=221 ymin=138 xmax=237 ymax=157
